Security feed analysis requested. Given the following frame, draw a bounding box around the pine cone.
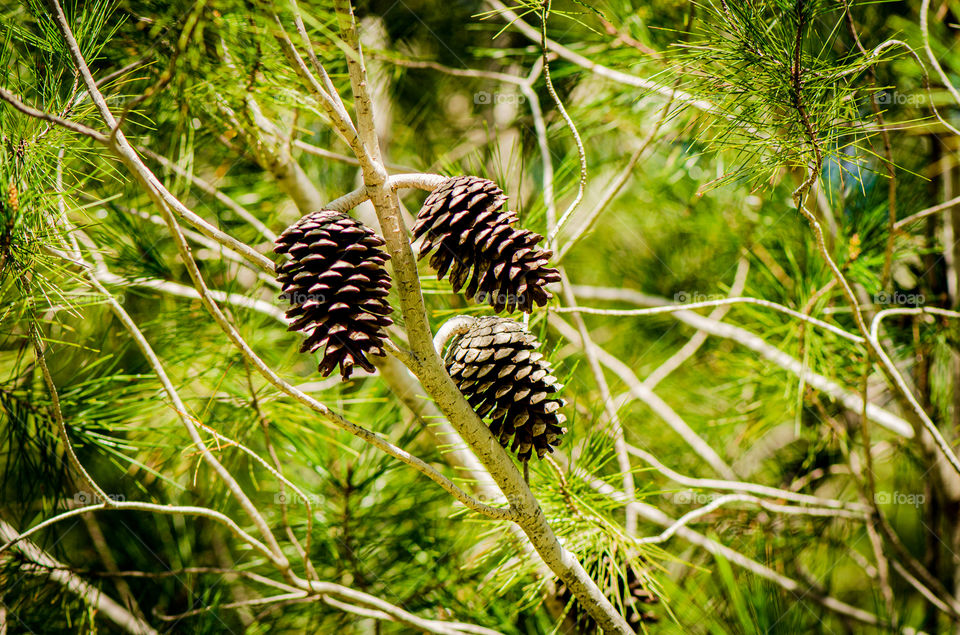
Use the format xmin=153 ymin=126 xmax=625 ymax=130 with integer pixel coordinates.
xmin=413 ymin=176 xmax=560 ymax=313
xmin=443 ymin=317 xmax=566 ymax=461
xmin=274 ymin=211 xmax=393 ymax=379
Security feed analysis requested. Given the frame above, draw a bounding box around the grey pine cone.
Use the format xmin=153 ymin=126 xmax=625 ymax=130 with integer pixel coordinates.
xmin=413 ymin=176 xmax=560 ymax=313
xmin=274 ymin=211 xmax=393 ymax=379
xmin=443 ymin=316 xmax=566 ymax=461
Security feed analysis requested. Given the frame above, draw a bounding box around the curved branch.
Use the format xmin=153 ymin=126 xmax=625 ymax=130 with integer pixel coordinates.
xmin=1 ymin=503 xmax=277 ymax=564
xmin=552 ymin=297 xmax=864 ymax=343
xmin=635 ymin=493 xmax=865 ymax=546
xmin=324 ymin=172 xmax=445 ymax=213
xmin=0 ymin=519 xmax=159 ymax=635
xmin=570 ymin=285 xmax=915 ymax=438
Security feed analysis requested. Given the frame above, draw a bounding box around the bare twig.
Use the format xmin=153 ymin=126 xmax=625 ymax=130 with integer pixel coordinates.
xmin=920 ymin=0 xmax=960 ymax=107
xmin=0 ymin=85 xmax=108 ymax=142
xmin=549 ymin=314 xmax=737 ymax=479
xmin=570 ymin=285 xmax=914 ymax=438
xmin=539 ymin=4 xmax=586 ymax=244
xmin=0 ymin=519 xmax=159 ymax=635
xmin=585 ymin=476 xmax=885 ymax=627
xmin=643 ymin=258 xmax=750 ymax=389
xmin=893 ymin=194 xmax=960 ymax=230
xmin=625 ymin=443 xmax=867 ymax=512
xmin=1 ymin=503 xmax=277 ymax=564
xmin=139 ymin=146 xmax=277 ymax=242
xmin=30 ymin=332 xmax=110 ymax=504
xmin=552 ymin=297 xmax=863 ymax=343
xmin=554 ymin=273 xmax=642 ymax=530
xmin=484 ymin=0 xmax=726 ymax=117
xmin=635 ymin=493 xmax=865 ymax=546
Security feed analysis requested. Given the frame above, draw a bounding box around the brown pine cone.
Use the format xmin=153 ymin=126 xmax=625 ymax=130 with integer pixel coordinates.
xmin=443 ymin=316 xmax=566 ymax=461
xmin=413 ymin=176 xmax=560 ymax=313
xmin=274 ymin=211 xmax=393 ymax=379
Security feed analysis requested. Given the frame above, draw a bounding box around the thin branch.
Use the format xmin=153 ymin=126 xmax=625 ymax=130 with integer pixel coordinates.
xmin=68 ymin=566 xmax=302 ymax=593
xmin=552 ymin=297 xmax=864 ymax=343
xmin=76 ymin=194 xmax=279 ymax=287
xmin=242 ymin=363 xmax=318 ymax=582
xmin=1 ymin=503 xmax=278 ymax=565
xmin=893 ymin=194 xmax=960 ymax=230
xmin=570 ymin=284 xmax=914 ymax=438
xmin=193 ymin=420 xmax=316 ymax=576
xmin=0 ymin=519 xmax=159 ymax=635
xmin=585 ymin=477 xmax=885 ymax=627
xmin=643 ymin=258 xmax=750 ymax=389
xmin=920 ymin=0 xmax=960 ymax=108
xmin=43 ymin=3 xmax=276 ymax=276
xmin=554 ymin=273 xmax=641 ymax=531
xmin=139 ymin=146 xmax=277 ymax=242
xmin=0 ymin=85 xmax=108 ymax=142
xmin=867 ymin=308 xmax=960 ymax=478
xmin=30 ymin=331 xmax=110 ymax=503
xmin=484 ymin=0 xmax=727 ymax=117
xmin=548 ymin=313 xmax=738 ymax=479
xmin=287 ymin=0 xmax=353 ymax=127
xmin=527 ymin=15 xmax=638 ymax=532
xmin=154 ymin=593 xmax=312 ymax=621
xmin=293 ymin=139 xmax=414 ymax=172
xmin=271 ymin=15 xmax=367 ymax=164
xmin=625 ymin=443 xmax=868 ymax=512
xmin=324 ymin=172 xmax=445 ymax=214
xmin=539 ymin=4 xmax=586 ymax=245
xmin=890 ymin=560 xmax=960 ymax=617
xmin=300 ymin=579 xmax=505 ymax=635
xmin=635 ymin=493 xmax=865 ymax=545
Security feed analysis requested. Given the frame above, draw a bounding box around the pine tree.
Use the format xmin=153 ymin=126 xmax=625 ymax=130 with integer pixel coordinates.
xmin=2 ymin=0 xmax=959 ymax=632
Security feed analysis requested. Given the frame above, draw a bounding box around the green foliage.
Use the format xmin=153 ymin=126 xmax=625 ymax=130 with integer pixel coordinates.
xmin=677 ymin=0 xmax=886 ymax=190
xmin=2 ymin=0 xmax=960 ymax=632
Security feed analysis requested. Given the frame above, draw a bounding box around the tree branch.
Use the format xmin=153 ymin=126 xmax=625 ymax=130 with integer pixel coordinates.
xmin=0 ymin=519 xmax=159 ymax=635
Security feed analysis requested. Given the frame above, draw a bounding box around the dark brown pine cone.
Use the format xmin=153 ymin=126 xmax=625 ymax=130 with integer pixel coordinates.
xmin=443 ymin=316 xmax=566 ymax=461
xmin=274 ymin=211 xmax=393 ymax=379
xmin=413 ymin=176 xmax=560 ymax=313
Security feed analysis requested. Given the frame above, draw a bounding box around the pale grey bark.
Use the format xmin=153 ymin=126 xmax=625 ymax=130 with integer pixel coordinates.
xmin=0 ymin=520 xmax=159 ymax=635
